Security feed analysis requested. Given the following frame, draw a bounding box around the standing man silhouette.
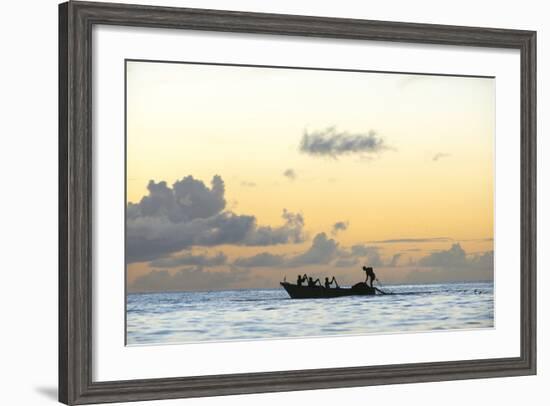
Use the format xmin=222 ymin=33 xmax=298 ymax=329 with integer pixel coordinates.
xmin=362 ymin=266 xmax=376 ymax=288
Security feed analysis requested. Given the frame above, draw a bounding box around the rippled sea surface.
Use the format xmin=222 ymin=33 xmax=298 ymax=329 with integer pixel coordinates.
xmin=126 ymin=282 xmax=493 ymax=345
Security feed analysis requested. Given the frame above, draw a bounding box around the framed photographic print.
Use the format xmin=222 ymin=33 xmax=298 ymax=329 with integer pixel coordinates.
xmin=59 ymin=1 xmax=536 ymax=404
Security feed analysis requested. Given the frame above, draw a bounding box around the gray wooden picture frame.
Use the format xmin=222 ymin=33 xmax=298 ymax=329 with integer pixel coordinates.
xmin=59 ymin=1 xmax=537 ymax=404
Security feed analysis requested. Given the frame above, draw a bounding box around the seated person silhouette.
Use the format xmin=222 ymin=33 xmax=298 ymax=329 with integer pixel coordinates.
xmin=308 ymin=276 xmax=321 ymax=287
xmin=296 ymin=274 xmax=306 ymax=286
xmin=363 ymin=266 xmax=376 ymax=288
xmin=324 ymin=276 xmax=339 ymax=289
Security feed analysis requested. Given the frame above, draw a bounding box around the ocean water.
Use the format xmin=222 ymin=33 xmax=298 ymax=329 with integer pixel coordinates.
xmin=126 ymin=281 xmax=493 ymax=345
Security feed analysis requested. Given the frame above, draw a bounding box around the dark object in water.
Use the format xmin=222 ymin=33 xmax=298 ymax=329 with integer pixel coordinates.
xmin=280 ymin=281 xmax=378 ymax=299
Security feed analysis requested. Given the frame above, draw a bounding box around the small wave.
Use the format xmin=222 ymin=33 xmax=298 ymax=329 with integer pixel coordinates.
xmin=386 ymin=291 xmax=436 ymax=296
xmin=231 ymin=298 xmax=288 ymax=303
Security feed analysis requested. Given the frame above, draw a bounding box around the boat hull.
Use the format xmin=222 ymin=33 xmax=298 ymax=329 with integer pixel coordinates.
xmin=280 ymin=282 xmax=376 ymax=299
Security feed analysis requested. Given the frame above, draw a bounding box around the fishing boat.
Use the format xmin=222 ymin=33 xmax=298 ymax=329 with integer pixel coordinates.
xmin=280 ymin=281 xmax=378 ymax=299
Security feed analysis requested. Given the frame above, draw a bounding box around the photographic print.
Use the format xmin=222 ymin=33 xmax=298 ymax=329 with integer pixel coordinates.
xmin=125 ymin=60 xmax=495 ymax=345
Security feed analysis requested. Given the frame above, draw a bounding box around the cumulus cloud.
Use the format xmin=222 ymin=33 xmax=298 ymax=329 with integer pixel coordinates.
xmin=299 ymin=127 xmax=387 ymax=158
xmin=470 ymin=251 xmax=494 ymax=269
xmin=232 ymin=234 xmax=384 ymax=269
xmin=338 ymin=244 xmax=383 ymax=267
xmin=243 ymin=209 xmax=305 ymax=246
xmin=417 ymin=243 xmax=493 ymax=270
xmin=388 ymin=253 xmax=402 ymax=267
xmin=418 ymin=243 xmax=467 ymax=267
xmin=283 ymin=168 xmax=297 ymax=180
xmin=331 ymin=221 xmax=348 ymax=236
xmin=334 ymin=258 xmax=359 ymax=268
xmin=127 ymin=176 xmax=305 ymax=263
xmin=363 ymin=248 xmax=383 ymax=267
xmin=433 ymin=152 xmax=451 ymax=161
xmin=286 ymin=233 xmax=339 ymax=266
xmin=129 ymin=266 xmax=250 ymax=293
xmin=233 ymin=252 xmax=285 ymax=268
xmin=149 ymin=252 xmax=227 ymax=268
xmin=127 ymin=176 xmax=225 ymax=223
xmin=349 ymin=244 xmax=371 ymax=257
xmin=407 ymin=243 xmax=494 ymax=282
xmin=232 ymin=232 xmax=339 ymax=269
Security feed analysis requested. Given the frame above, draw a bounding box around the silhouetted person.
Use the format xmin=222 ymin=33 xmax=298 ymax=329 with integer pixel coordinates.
xmin=324 ymin=276 xmax=339 ymax=289
xmin=308 ymin=277 xmax=321 ymax=287
xmin=363 ymin=266 xmax=376 ymax=288
xmin=296 ymin=274 xmax=306 ymax=286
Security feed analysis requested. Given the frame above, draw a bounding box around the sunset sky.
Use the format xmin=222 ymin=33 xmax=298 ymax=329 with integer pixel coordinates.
xmin=126 ymin=60 xmax=494 ymax=293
